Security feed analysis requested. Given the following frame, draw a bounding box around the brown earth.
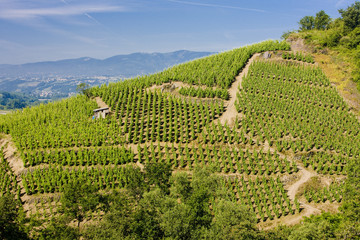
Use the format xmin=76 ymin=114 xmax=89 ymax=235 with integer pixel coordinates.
xmin=218 ymin=53 xmax=261 ymax=127
xmin=0 ymin=134 xmax=33 ymax=212
xmin=0 ymin=135 xmax=25 ymax=176
xmin=95 ymin=96 xmax=110 ymax=110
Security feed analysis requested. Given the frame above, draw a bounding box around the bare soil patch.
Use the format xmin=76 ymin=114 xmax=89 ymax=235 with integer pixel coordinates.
xmin=94 ymin=96 xmax=110 ymax=110
xmin=288 ymin=38 xmax=313 ymax=53
xmin=218 ymin=53 xmax=261 ymax=126
xmin=0 ymin=135 xmax=25 ymax=176
xmin=147 ymin=81 xmax=187 ymax=92
xmin=287 ymin=167 xmax=316 ymax=201
xmin=0 ymin=135 xmax=34 ymax=212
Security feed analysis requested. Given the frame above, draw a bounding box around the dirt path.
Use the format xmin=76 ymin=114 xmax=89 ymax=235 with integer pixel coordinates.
xmin=0 ymin=134 xmax=34 ymax=212
xmin=0 ymin=135 xmax=25 ymax=176
xmin=287 ymin=167 xmax=314 ymax=200
xmin=146 ymin=81 xmax=188 ymax=92
xmin=95 ymin=97 xmax=110 ymax=110
xmin=285 ymin=166 xmax=321 ymax=225
xmin=218 ymin=53 xmax=260 ymax=126
xmin=260 ymin=165 xmax=322 ymax=230
xmin=285 ymin=203 xmax=321 ymax=226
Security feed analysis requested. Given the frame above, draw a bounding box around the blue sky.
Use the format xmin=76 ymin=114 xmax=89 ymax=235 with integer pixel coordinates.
xmin=0 ymin=0 xmax=356 ymax=64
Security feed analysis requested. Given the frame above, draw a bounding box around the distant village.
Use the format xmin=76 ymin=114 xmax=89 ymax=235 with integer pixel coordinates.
xmin=0 ymin=75 xmax=122 ymax=99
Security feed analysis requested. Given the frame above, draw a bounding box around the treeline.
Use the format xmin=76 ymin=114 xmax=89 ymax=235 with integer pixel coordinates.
xmin=0 ymin=165 xmax=265 ymax=240
xmin=0 ymin=91 xmax=42 ymax=110
xmin=2 ymin=164 xmax=357 ymax=239
xmin=287 ymin=1 xmax=360 ymax=89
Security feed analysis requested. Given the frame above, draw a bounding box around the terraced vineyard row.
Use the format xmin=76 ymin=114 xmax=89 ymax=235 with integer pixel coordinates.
xmin=0 ymin=147 xmax=21 ymax=200
xmin=236 ymin=61 xmax=360 ymax=171
xmin=113 ymin=90 xmax=225 ymax=144
xmin=179 ymin=86 xmax=230 ymax=100
xmin=304 ymin=182 xmax=343 ymax=203
xmin=22 ymin=146 xmax=134 ymax=167
xmin=0 ymin=41 xmax=352 ymax=227
xmin=282 ymin=51 xmax=315 ymax=63
xmin=22 ymin=165 xmax=141 ymax=195
xmin=224 ymin=176 xmax=299 ymax=221
xmin=137 ymin=143 xmax=297 ymax=175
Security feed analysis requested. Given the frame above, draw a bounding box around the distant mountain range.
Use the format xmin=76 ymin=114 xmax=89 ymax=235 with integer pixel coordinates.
xmin=0 ymin=50 xmax=214 ymax=77
xmin=0 ymin=50 xmax=214 ymax=97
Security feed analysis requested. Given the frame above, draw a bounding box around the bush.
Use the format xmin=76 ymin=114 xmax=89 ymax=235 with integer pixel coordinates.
xmin=319 ymin=29 xmax=342 ymax=47
xmin=347 ymin=27 xmax=360 ymax=48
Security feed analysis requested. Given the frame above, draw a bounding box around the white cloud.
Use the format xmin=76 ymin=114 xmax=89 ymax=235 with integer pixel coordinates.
xmin=0 ymin=3 xmax=126 ymax=20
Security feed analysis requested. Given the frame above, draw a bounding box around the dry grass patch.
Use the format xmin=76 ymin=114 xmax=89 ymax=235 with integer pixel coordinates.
xmin=315 ymin=52 xmax=360 ymax=116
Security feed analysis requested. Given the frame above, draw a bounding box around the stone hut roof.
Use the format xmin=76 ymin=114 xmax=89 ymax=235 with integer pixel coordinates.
xmin=93 ymin=107 xmax=109 ymax=112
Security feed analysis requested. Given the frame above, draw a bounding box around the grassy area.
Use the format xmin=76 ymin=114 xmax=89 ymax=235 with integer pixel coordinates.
xmin=287 ymin=32 xmax=360 ymax=116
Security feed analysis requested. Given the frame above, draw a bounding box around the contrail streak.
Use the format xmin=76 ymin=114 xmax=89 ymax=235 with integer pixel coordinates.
xmin=61 ymin=0 xmax=102 ymax=25
xmin=167 ymin=0 xmax=266 ymax=13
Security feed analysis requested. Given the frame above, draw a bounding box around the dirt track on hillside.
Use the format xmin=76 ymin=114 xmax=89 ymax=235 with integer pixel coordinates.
xmin=95 ymin=97 xmax=110 ymax=110
xmin=218 ymin=53 xmax=260 ymax=126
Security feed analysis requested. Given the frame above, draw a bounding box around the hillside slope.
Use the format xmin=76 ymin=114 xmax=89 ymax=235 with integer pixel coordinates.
xmin=0 ymin=40 xmax=359 ymax=238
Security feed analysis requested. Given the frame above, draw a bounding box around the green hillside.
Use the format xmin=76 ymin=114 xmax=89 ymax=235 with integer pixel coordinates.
xmin=0 ymin=39 xmax=359 ymax=239
xmin=286 ymin=1 xmax=360 ymax=94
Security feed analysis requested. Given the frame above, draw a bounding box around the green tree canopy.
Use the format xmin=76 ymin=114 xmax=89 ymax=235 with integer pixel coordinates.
xmin=339 ymin=1 xmax=360 ymax=31
xmin=59 ymin=181 xmax=102 ymax=229
xmin=76 ymin=83 xmax=91 ymax=98
xmin=315 ymin=10 xmax=331 ymax=30
xmin=207 ymin=199 xmax=260 ymax=240
xmin=145 ymin=162 xmax=172 ymax=193
xmin=0 ymin=194 xmax=28 ymax=240
xmin=299 ymin=16 xmax=315 ymax=30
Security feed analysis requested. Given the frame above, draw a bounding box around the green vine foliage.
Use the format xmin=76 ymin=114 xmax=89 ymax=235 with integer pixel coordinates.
xmin=3 ymin=40 xmax=356 ymax=226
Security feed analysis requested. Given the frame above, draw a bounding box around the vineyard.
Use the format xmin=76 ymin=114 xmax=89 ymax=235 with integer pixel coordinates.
xmin=0 ymin=39 xmax=358 ymax=235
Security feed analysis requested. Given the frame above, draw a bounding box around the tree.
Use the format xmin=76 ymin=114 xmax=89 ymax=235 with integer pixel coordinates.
xmin=76 ymin=83 xmax=91 ymax=98
xmin=160 ymin=199 xmax=193 ymax=239
xmin=131 ymin=189 xmax=165 ymax=239
xmin=345 ymin=26 xmax=360 ymax=48
xmin=170 ymin=172 xmax=192 ymax=200
xmin=122 ymin=166 xmax=146 ymax=201
xmin=83 ymin=191 xmax=134 ymax=240
xmin=59 ymin=181 xmax=101 ymax=230
xmin=145 ymin=162 xmax=172 ymax=194
xmin=315 ymin=10 xmax=331 ymax=30
xmin=287 ymin=213 xmax=346 ymax=240
xmin=0 ymin=194 xmax=29 ymax=240
xmin=299 ymin=16 xmax=315 ymax=30
xmin=206 ymin=200 xmax=261 ymax=240
xmin=35 ymin=217 xmax=79 ymax=240
xmin=339 ymin=1 xmax=360 ymax=31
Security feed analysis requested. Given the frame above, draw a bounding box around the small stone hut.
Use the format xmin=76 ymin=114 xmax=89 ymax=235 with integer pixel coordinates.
xmin=93 ymin=107 xmax=109 ymax=119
